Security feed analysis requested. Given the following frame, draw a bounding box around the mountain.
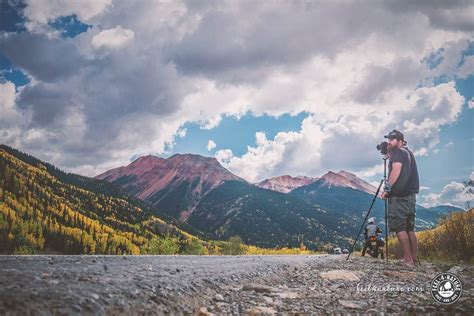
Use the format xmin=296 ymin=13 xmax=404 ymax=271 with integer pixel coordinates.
xmin=4 ymin=145 xmax=459 ymax=253
xmin=185 ymin=180 xmax=357 ymax=248
xmin=426 ymin=205 xmax=464 ymax=215
xmin=0 ymin=145 xmax=203 ymax=254
xmin=415 ymin=204 xmax=464 ymax=228
xmin=310 ymin=171 xmax=377 ymax=195
xmin=290 ymin=176 xmax=463 ymax=230
xmin=98 ymin=154 xmax=360 ymax=248
xmin=335 ymin=171 xmax=377 ymax=195
xmin=290 ymin=176 xmax=384 ymax=217
xmin=255 ymin=175 xmax=316 ymax=193
xmin=256 ymin=171 xmax=377 ymax=195
xmin=96 ymin=154 xmax=245 ymax=220
xmin=97 ymin=153 xmax=461 ymax=248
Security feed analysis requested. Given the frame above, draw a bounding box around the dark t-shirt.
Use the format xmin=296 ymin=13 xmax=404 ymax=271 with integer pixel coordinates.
xmin=388 ymin=146 xmax=419 ymax=197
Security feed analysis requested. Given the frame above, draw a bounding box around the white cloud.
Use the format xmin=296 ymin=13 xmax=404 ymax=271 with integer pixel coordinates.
xmin=468 ymin=98 xmax=474 ymax=109
xmin=396 ymin=82 xmax=465 ymax=156
xmin=445 ymin=141 xmax=455 ymax=148
xmin=422 ymin=181 xmax=473 ymax=209
xmin=214 ymin=149 xmax=233 ymax=165
xmin=358 ymin=164 xmax=386 ymax=178
xmin=0 ymin=82 xmax=19 ymax=122
xmin=215 ymin=81 xmax=465 ymax=182
xmin=425 ymin=39 xmax=470 ymax=80
xmin=179 ymin=79 xmax=250 ymax=129
xmin=24 ymin=0 xmax=111 ymax=24
xmin=0 ymin=82 xmax=28 ymax=148
xmin=457 ymin=55 xmax=474 ymax=79
xmin=91 ymin=26 xmax=135 ymax=49
xmin=215 ymin=120 xmax=324 ymax=182
xmin=206 ymin=140 xmax=216 ymax=151
xmin=1 ymin=0 xmax=472 ymax=178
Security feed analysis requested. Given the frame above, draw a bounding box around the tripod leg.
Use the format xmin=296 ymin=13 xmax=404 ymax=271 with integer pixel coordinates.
xmin=346 ymin=179 xmax=384 ymax=260
xmin=385 ymin=198 xmax=389 ymax=262
xmin=383 ymin=156 xmax=389 ymax=262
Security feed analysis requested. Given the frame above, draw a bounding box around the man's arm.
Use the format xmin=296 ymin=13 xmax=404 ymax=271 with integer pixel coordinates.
xmin=388 ymin=162 xmax=402 ymax=186
xmin=381 ymin=161 xmax=402 ymax=199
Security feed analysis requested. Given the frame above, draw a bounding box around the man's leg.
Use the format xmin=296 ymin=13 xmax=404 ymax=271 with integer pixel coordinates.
xmin=406 ymin=195 xmax=417 ymax=263
xmin=361 ymin=239 xmax=368 ymax=256
xmin=388 ymin=197 xmax=413 ymax=264
xmin=407 ymin=231 xmax=417 ymax=263
xmin=396 ymin=231 xmax=414 ymax=265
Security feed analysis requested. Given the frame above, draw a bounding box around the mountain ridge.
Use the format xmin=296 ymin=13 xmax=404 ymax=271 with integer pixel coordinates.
xmin=97 ymin=153 xmax=461 ymax=232
xmin=255 ymin=170 xmax=377 ymax=195
xmin=256 ymin=175 xmax=316 ymax=193
xmin=96 ymin=153 xmax=246 ymax=220
xmin=2 ymin=146 xmax=465 ymax=252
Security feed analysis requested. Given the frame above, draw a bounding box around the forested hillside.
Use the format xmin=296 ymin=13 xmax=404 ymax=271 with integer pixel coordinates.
xmin=0 ymin=145 xmax=201 ymax=254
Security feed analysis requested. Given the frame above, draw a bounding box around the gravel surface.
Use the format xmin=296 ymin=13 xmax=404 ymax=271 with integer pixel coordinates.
xmin=0 ymin=254 xmax=472 ymax=315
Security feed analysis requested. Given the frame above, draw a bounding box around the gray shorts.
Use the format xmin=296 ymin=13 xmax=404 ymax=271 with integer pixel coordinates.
xmin=387 ymin=194 xmax=416 ymax=233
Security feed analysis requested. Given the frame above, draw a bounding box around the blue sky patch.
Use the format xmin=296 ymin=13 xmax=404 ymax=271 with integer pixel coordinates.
xmin=0 ymin=0 xmax=26 ymax=33
xmin=164 ymin=112 xmax=309 ymax=158
xmin=422 ymin=48 xmax=444 ymax=70
xmin=0 ymin=53 xmax=29 ymax=88
xmin=49 ymin=15 xmax=91 ymax=38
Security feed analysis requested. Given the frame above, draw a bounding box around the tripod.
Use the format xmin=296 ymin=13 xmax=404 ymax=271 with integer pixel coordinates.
xmin=346 ymin=157 xmax=389 ymax=261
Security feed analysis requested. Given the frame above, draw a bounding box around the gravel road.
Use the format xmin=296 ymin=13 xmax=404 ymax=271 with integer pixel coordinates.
xmin=0 ymin=254 xmax=472 ymax=315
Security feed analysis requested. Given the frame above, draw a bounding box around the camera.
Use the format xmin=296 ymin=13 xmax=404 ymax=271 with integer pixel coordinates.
xmin=376 ymin=141 xmax=388 ymax=155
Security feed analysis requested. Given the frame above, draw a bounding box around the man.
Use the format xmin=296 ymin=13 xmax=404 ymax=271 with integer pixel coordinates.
xmin=361 ymin=217 xmax=384 ymax=257
xmin=381 ymin=129 xmax=420 ymax=266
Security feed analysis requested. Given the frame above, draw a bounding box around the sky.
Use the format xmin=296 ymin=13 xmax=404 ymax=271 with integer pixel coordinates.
xmin=0 ymin=0 xmax=473 ymax=208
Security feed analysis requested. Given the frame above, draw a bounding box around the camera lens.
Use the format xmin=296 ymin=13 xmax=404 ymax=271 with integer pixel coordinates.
xmin=377 ymin=141 xmax=388 ymax=155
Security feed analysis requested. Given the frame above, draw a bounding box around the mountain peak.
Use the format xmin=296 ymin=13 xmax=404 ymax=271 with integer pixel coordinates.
xmin=96 ymin=152 xmax=245 ymax=220
xmin=256 ymin=175 xmax=316 ymax=193
xmin=337 ymin=170 xmax=355 ymax=177
xmin=168 ymin=153 xmax=220 ymax=164
xmin=169 ymin=153 xmax=205 ymax=159
xmin=132 ymin=155 xmax=164 ymax=164
xmin=319 ymin=171 xmax=351 ymax=185
xmin=318 ymin=170 xmax=376 ymax=194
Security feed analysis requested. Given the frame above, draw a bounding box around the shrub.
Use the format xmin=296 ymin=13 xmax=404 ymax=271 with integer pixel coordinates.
xmin=388 ymin=209 xmax=473 ymax=262
xmin=181 ymin=238 xmax=205 ymax=255
xmin=141 ymin=236 xmax=180 ymax=255
xmin=222 ymin=235 xmax=244 ymax=255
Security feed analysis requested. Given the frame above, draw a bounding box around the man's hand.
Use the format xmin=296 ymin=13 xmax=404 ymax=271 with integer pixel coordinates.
xmin=381 ymin=192 xmax=389 ymax=199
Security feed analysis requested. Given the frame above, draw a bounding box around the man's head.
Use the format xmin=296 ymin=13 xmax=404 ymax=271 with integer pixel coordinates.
xmin=384 ymin=129 xmax=404 ymax=150
xmin=368 ymin=217 xmax=375 ymax=224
